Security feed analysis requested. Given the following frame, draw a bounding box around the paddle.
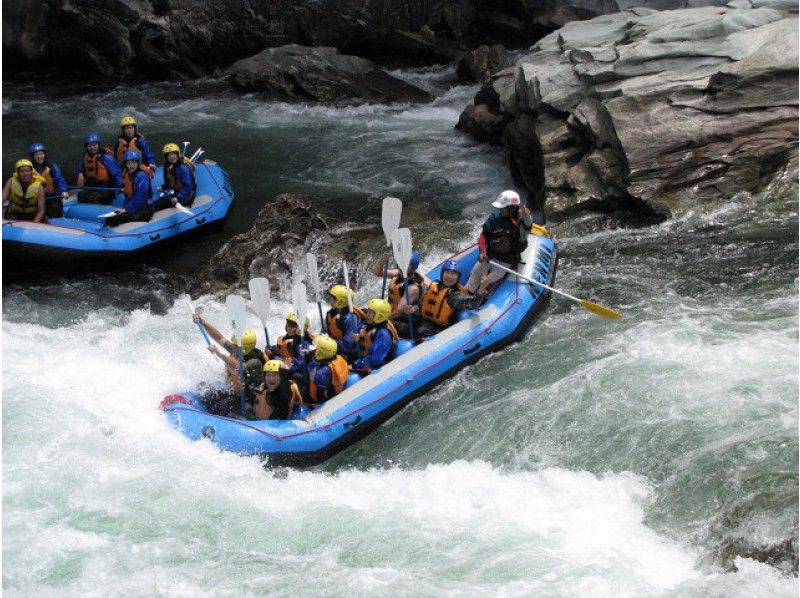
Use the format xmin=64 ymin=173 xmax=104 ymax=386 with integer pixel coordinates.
xmin=391 ymin=227 xmax=415 ymax=340
xmin=68 ymin=185 xmax=121 ymax=192
xmin=380 ymin=197 xmax=403 ymax=299
xmin=188 ymin=146 xmax=205 ymax=162
xmin=226 ymin=294 xmax=249 ymax=414
xmin=182 ymin=141 xmax=190 ymax=157
xmin=488 ymin=260 xmax=623 ymax=319
xmin=173 ymin=202 xmax=193 ymax=215
xmin=248 ymin=277 xmax=271 ymax=349
xmin=98 ymin=211 xmax=118 ymax=218
xmin=342 ymin=259 xmax=360 ymax=358
xmin=291 ymin=282 xmax=310 ymax=387
xmin=306 ymin=252 xmax=326 ymax=333
xmin=186 ymin=298 xmax=212 ymax=345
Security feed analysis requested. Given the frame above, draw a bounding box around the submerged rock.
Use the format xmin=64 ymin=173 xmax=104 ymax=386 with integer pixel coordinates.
xmin=189 ymin=193 xmax=378 ymax=300
xmin=457 ymin=3 xmax=799 ymax=221
xmin=227 ymin=45 xmax=431 ymax=105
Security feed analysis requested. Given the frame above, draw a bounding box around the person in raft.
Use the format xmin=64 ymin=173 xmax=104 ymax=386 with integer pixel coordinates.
xmin=403 ymin=260 xmax=492 ymax=337
xmin=75 ymin=133 xmax=123 ymax=204
xmin=113 ymin=115 xmax=156 ymax=168
xmin=306 ymin=335 xmax=350 ymax=405
xmin=104 ymin=151 xmax=154 ymax=227
xmin=28 ymin=142 xmax=69 ymax=217
xmin=316 ymin=284 xmax=362 ymax=363
xmin=371 ymin=249 xmax=429 ymax=328
xmin=2 ymin=158 xmax=46 ymax=222
xmin=152 ymin=142 xmax=196 ymax=211
xmin=252 ymin=360 xmax=304 ymax=420
xmin=464 ymin=189 xmax=533 ymax=293
xmin=352 ymin=298 xmax=398 ymax=375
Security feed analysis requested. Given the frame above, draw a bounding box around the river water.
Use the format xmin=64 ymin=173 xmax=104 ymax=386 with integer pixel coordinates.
xmin=3 ymin=68 xmax=798 ymax=596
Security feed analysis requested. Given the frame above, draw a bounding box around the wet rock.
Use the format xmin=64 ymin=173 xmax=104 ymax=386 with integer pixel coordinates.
xmin=456 ymin=45 xmax=514 ymax=83
xmin=226 ymin=45 xmax=431 ymax=105
xmin=457 ymin=3 xmax=799 ymax=221
xmin=189 ymin=193 xmax=377 ymax=300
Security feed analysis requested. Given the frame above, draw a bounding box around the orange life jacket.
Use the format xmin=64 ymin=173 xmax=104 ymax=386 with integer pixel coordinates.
xmin=276 ymin=334 xmax=298 ymax=362
xmin=308 ymin=355 xmax=349 ymax=402
xmin=82 ymin=148 xmax=114 ymax=183
xmin=419 ymin=281 xmax=468 ymax=327
xmin=122 ymin=164 xmax=154 ymax=198
xmin=115 ymin=135 xmax=146 ymax=164
xmin=33 ymin=165 xmax=56 ymax=194
xmin=164 ymin=158 xmax=196 ymax=193
xmin=387 ymin=272 xmax=429 ymax=310
xmin=358 ymin=321 xmax=399 ymax=354
xmin=325 ymin=306 xmax=366 ymax=340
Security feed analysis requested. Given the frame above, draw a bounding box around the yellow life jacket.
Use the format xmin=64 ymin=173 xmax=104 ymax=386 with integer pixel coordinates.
xmin=6 ymin=173 xmax=45 ymax=218
xmin=419 ymin=281 xmax=467 ymax=327
xmin=358 ymin=321 xmax=399 ymax=354
xmin=309 ymin=355 xmax=349 ymax=402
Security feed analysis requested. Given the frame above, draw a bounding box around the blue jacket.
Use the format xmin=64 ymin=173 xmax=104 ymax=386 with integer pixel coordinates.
xmin=336 ymin=310 xmax=361 ymax=358
xmin=124 ymin=170 xmax=152 ymax=213
xmin=114 ymin=135 xmax=156 ymax=166
xmin=353 ymin=326 xmax=393 ymax=371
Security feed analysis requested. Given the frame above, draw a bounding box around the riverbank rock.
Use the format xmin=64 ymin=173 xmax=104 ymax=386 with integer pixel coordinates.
xmin=227 ymin=45 xmax=431 ymax=105
xmin=189 ymin=193 xmax=378 ymax=300
xmin=456 ymin=45 xmax=515 ymax=83
xmin=457 ymin=3 xmax=799 ymax=221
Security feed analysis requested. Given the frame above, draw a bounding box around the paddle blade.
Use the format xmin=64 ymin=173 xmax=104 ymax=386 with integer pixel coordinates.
xmin=292 ymin=283 xmax=309 ymax=335
xmin=248 ymin=278 xmax=271 ymax=324
xmin=391 ymin=227 xmax=413 ymax=272
xmin=174 ymin=202 xmax=192 ymax=215
xmin=579 ymin=299 xmax=623 ymax=319
xmin=306 ymin=253 xmax=320 ymax=301
xmin=225 ymin=294 xmax=248 ymax=343
xmin=381 ymin=197 xmax=403 ymax=245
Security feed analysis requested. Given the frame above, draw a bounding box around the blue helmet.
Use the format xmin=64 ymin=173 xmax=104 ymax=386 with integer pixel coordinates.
xmin=84 ymin=133 xmax=102 ymax=145
xmin=28 ymin=142 xmax=46 ymax=156
xmin=123 ymin=150 xmax=142 ymax=162
xmin=410 ymin=251 xmax=420 ymax=272
xmin=442 ymin=260 xmax=462 ymax=277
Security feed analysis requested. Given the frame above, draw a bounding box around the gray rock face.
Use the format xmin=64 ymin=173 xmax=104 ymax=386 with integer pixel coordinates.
xmin=456 ymin=44 xmax=515 ymax=82
xmin=458 ymin=3 xmax=798 ymax=218
xmin=189 ymin=193 xmax=377 ymax=300
xmin=227 ymin=45 xmax=431 ymax=105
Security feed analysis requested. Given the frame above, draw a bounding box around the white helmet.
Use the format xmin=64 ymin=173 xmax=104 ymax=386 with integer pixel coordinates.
xmin=492 ymin=190 xmax=521 ymax=209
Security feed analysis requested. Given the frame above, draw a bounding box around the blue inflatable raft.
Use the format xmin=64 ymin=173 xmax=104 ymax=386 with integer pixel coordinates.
xmin=2 ymin=161 xmax=234 ymax=265
xmin=162 ymin=224 xmax=557 ymax=466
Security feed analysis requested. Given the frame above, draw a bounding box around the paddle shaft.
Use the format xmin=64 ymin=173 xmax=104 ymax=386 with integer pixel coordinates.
xmin=381 ymin=245 xmax=391 ymax=299
xmin=186 ymin=299 xmax=212 ymax=345
xmin=317 ymin=302 xmax=326 ymax=333
xmin=404 ymin=282 xmax=415 ymax=340
xmin=68 ymin=185 xmax=121 ymax=192
xmin=488 ymin=260 xmax=579 ymax=302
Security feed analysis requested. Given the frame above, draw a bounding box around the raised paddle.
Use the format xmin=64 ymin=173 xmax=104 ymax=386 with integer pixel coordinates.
xmin=391 ymin=227 xmax=415 ymax=340
xmin=306 ymin=252 xmax=326 ymax=332
xmin=380 ymin=197 xmax=403 ymax=299
xmin=291 ymin=282 xmax=311 ymax=389
xmin=488 ymin=260 xmax=623 ymax=319
xmin=226 ymin=294 xmax=249 ymax=414
xmin=181 ymin=141 xmax=190 ymax=157
xmin=186 ymin=298 xmax=212 ymax=345
xmin=342 ymin=259 xmax=361 ymax=358
xmin=248 ymin=277 xmax=271 ymax=349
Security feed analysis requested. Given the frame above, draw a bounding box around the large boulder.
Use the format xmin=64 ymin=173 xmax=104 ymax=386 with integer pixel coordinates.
xmin=189 ymin=193 xmax=378 ymax=300
xmin=457 ymin=3 xmax=799 ymax=219
xmin=227 ymin=45 xmax=431 ymax=105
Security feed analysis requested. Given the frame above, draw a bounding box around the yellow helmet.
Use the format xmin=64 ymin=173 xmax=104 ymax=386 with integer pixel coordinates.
xmin=328 ymin=284 xmax=354 ymax=310
xmin=367 ymin=298 xmax=391 ymax=324
xmin=120 ymin=116 xmax=137 ymax=127
xmin=263 ymin=359 xmax=283 ymax=373
xmin=15 ymin=159 xmax=33 ymax=171
xmin=314 ymin=335 xmax=338 ymax=361
xmin=162 ymin=142 xmax=181 ymax=155
xmin=286 ymin=312 xmax=310 ymax=331
xmin=241 ymin=329 xmax=257 ymax=354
